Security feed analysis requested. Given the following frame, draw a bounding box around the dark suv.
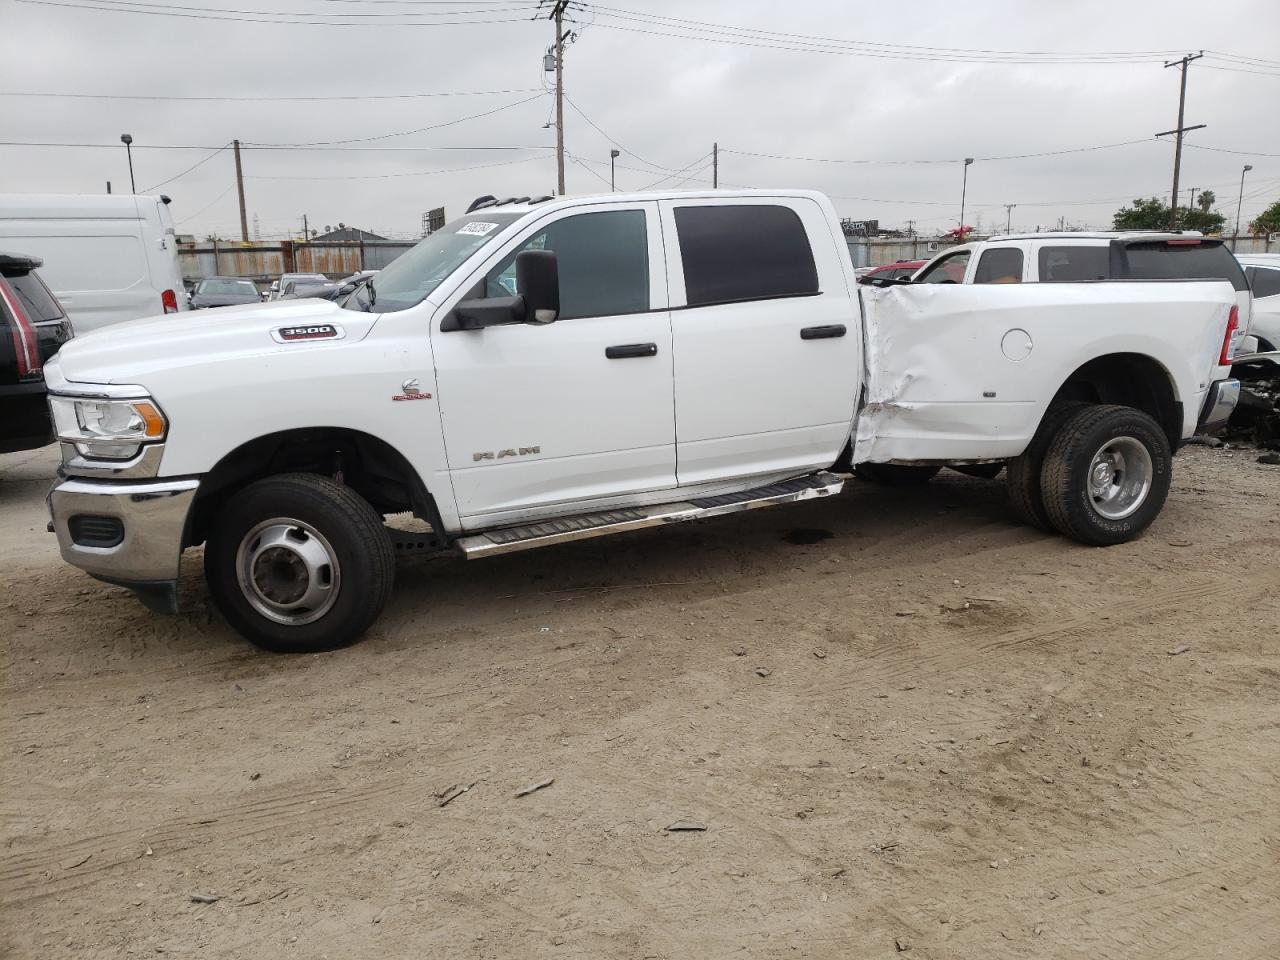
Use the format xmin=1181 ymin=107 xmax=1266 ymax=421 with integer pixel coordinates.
xmin=1 ymin=252 xmax=74 ymax=453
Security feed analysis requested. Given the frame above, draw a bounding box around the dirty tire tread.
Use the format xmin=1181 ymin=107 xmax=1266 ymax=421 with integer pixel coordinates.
xmin=1006 ymin=400 xmax=1092 ymax=531
xmin=1040 ymin=404 xmax=1171 ymax=547
xmin=205 ymin=472 xmax=395 ymax=653
xmin=856 ymin=463 xmax=941 ymax=486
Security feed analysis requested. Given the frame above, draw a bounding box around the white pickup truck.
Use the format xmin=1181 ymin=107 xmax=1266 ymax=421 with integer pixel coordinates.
xmin=43 ymin=190 xmax=1242 ymax=652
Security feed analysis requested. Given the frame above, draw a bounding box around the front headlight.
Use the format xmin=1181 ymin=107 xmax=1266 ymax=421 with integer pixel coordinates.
xmin=49 ymin=396 xmax=167 ymax=461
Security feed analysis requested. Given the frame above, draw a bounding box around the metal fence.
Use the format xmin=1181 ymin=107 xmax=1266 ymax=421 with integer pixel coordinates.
xmin=179 ymin=239 xmax=417 ymax=285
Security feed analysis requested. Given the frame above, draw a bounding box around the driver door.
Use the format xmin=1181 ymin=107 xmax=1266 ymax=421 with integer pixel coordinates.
xmin=431 ymin=202 xmax=675 ymax=527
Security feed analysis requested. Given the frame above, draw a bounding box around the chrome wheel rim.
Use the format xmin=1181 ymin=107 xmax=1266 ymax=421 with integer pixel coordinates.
xmin=235 ymin=518 xmax=340 ymax=625
xmin=1086 ymin=436 xmax=1152 ymax=520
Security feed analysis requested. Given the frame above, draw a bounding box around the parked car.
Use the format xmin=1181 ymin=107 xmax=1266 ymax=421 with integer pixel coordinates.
xmin=0 ymin=194 xmax=187 ymax=335
xmin=268 ymin=273 xmax=329 ymax=301
xmin=856 ymin=260 xmax=925 ymax=284
xmin=907 ymin=232 xmax=1253 ymax=328
xmin=281 ymin=279 xmax=340 ymax=301
xmin=42 ymin=190 xmax=1240 ymax=652
xmin=1237 ymin=254 xmax=1280 ymax=352
xmin=1 ymin=252 xmax=73 ymax=453
xmin=188 ymin=276 xmax=261 ymax=309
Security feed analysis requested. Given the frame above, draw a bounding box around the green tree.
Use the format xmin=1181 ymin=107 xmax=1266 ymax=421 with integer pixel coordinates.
xmin=1113 ymin=197 xmax=1169 ymax=230
xmin=1251 ymin=200 xmax=1280 ymax=235
xmin=1197 ymin=189 xmax=1215 ymax=213
xmin=1112 ymin=197 xmax=1225 ymax=233
xmin=1181 ymin=207 xmax=1226 ymax=233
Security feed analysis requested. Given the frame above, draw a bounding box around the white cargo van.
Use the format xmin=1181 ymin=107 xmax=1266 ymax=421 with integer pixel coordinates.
xmin=0 ymin=194 xmax=188 ymax=335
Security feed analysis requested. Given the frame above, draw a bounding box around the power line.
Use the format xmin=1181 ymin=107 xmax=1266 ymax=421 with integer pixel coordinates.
xmin=14 ymin=0 xmax=535 ymax=26
xmin=0 ymin=86 xmax=544 ymax=103
xmin=246 ymin=154 xmax=543 ymax=180
xmin=140 ymin=142 xmax=230 ymax=192
xmin=174 ymin=184 xmax=236 ymax=225
xmin=243 ymin=92 xmax=545 ymax=147
xmin=0 ymin=140 xmax=556 ymax=152
xmin=585 ymin=4 xmax=1182 ymax=60
xmin=723 ymin=138 xmax=1163 ymax=166
xmin=56 ymin=0 xmax=540 ymax=17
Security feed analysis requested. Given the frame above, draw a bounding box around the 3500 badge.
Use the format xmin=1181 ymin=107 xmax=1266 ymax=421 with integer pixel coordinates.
xmin=272 ymin=323 xmax=345 ymax=343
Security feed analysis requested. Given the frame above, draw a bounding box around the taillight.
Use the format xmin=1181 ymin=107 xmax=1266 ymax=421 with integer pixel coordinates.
xmin=1219 ymin=305 xmax=1240 ymax=366
xmin=1166 ymin=238 xmax=1202 ymax=246
xmin=0 ymin=277 xmax=40 ymax=377
xmin=162 ymin=289 xmax=179 ymax=314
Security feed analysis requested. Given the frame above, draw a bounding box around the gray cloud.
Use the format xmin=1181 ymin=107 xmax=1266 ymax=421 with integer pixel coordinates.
xmin=2 ymin=0 xmax=1277 ymax=239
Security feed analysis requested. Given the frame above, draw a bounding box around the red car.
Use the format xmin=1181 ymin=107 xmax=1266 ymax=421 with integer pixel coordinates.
xmin=856 ymin=259 xmax=925 ymax=283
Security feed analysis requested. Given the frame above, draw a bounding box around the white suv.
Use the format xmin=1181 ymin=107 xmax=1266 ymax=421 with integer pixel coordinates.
xmin=1237 ymin=254 xmax=1280 ymax=352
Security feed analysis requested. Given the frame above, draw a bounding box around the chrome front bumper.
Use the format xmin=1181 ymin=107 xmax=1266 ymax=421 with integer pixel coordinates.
xmin=1196 ymin=378 xmax=1240 ymax=434
xmin=47 ymin=476 xmax=199 ymax=612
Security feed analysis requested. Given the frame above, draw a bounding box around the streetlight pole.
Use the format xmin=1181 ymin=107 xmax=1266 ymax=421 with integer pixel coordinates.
xmin=610 ymin=148 xmax=620 ymax=192
xmin=120 ymin=134 xmax=136 ymax=193
xmin=958 ymin=158 xmax=974 ymax=237
xmin=1233 ymin=164 xmax=1253 ymax=252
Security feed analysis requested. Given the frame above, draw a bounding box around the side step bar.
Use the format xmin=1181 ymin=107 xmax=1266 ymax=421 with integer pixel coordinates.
xmin=455 ymin=471 xmax=845 ymax=559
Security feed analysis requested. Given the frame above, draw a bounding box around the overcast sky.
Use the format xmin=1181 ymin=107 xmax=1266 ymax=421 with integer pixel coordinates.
xmin=3 ymin=0 xmax=1278 ymax=240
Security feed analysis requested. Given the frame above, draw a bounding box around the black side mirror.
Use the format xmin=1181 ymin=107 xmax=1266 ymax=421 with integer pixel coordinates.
xmin=517 ymin=249 xmax=559 ymax=323
xmin=449 ymin=295 xmax=527 ymax=330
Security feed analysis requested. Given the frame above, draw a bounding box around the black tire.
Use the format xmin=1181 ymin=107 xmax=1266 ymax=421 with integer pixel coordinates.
xmin=205 ymin=473 xmax=395 ymax=653
xmin=1039 ymin=405 xmax=1171 ymax=546
xmin=951 ymin=462 xmax=1005 ymax=480
xmin=856 ymin=463 xmax=941 ymax=486
xmin=1006 ymin=401 xmax=1092 ymax=531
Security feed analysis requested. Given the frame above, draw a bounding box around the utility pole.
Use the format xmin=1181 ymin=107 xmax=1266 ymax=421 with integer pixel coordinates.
xmin=713 ymin=142 xmax=718 ymax=188
xmin=233 ymin=139 xmax=249 ymax=243
xmin=106 ymin=181 xmax=112 ymax=194
xmin=1004 ymin=203 xmax=1016 ymax=234
xmin=958 ymin=158 xmax=974 ymax=235
xmin=1233 ymin=164 xmax=1253 ymax=252
xmin=1158 ymin=52 xmax=1205 ymax=230
xmin=1188 ymin=186 xmax=1199 ymax=213
xmin=303 ymin=213 xmax=309 ymax=240
xmin=548 ymin=0 xmax=569 ymax=196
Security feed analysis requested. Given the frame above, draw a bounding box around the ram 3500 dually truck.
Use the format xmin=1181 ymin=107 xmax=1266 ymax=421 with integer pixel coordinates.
xmin=42 ymin=190 xmax=1242 ymax=653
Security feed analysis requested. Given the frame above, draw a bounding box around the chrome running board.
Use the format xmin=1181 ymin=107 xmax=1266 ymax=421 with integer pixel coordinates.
xmin=454 ymin=471 xmax=845 ymax=559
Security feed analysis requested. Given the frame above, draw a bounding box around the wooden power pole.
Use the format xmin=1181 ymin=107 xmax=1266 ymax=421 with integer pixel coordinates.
xmin=549 ymin=0 xmax=569 ymax=196
xmin=233 ymin=139 xmax=249 ymax=243
xmin=1158 ymin=52 xmax=1205 ymax=230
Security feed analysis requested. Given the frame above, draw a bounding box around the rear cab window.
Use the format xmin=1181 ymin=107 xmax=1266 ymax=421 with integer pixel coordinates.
xmin=672 ymin=204 xmax=819 ymax=306
xmin=1118 ymin=240 xmax=1249 ymax=292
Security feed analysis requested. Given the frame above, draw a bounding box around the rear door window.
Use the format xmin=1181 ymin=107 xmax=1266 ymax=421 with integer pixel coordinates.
xmin=1250 ymin=265 xmax=1280 ymax=299
xmin=1037 ymin=246 xmax=1110 ymax=282
xmin=674 ymin=205 xmax=818 ymax=306
xmin=1121 ymin=241 xmax=1249 ymax=291
xmin=974 ymin=247 xmax=1024 ymax=283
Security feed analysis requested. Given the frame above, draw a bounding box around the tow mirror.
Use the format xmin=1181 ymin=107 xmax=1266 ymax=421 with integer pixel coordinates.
xmin=449 ymin=296 xmax=527 ymax=330
xmin=517 ymin=249 xmax=559 ymax=323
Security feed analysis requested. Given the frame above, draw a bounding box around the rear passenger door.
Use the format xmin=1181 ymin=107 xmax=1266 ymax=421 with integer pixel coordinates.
xmin=661 ymin=198 xmax=859 ymax=486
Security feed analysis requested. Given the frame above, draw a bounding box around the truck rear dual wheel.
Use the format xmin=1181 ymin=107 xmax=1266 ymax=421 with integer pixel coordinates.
xmin=1039 ymin=405 xmax=1171 ymax=546
xmin=205 ymin=473 xmax=395 ymax=653
xmin=1006 ymin=401 xmax=1092 ymax=531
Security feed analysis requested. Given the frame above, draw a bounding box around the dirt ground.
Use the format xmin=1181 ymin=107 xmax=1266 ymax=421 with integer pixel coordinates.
xmin=2 ymin=442 xmax=1277 ymax=960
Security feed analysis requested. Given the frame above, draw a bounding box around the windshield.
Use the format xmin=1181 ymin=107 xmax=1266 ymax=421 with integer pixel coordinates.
xmin=199 ymin=278 xmax=258 ymax=296
xmin=346 ymin=213 xmax=522 ymax=313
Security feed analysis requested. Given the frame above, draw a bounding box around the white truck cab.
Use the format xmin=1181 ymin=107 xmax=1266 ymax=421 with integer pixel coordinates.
xmin=42 ymin=191 xmax=1242 ymax=653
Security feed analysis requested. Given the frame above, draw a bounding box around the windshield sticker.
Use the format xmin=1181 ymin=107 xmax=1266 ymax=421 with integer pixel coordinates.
xmin=457 ymin=221 xmax=500 ymax=237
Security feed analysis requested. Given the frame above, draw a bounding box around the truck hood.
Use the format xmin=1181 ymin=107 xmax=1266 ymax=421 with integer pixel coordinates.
xmin=54 ymin=299 xmax=378 ymax=386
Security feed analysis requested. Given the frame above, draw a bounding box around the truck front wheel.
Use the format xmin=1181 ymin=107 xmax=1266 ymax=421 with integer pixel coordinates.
xmin=205 ymin=473 xmax=395 ymax=653
xmin=1039 ymin=405 xmax=1171 ymax=546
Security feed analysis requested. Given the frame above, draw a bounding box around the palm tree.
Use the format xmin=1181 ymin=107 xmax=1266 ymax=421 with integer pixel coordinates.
xmin=1197 ymin=190 xmax=1216 ymax=213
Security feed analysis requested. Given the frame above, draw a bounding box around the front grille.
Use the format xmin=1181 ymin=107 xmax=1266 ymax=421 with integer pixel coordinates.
xmin=68 ymin=514 xmax=124 ymax=548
